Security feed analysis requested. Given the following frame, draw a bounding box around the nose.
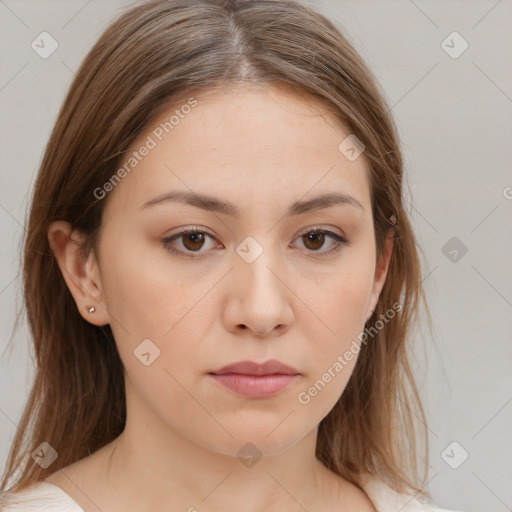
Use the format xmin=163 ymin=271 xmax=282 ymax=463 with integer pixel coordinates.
xmin=222 ymin=245 xmax=294 ymax=338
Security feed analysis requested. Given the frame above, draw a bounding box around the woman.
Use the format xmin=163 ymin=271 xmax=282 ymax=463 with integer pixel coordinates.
xmin=0 ymin=0 xmax=463 ymax=510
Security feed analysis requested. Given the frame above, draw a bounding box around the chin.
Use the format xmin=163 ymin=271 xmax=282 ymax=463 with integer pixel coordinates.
xmin=188 ymin=417 xmax=314 ymax=461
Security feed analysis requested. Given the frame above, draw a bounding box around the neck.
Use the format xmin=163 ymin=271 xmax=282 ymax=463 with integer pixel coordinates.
xmin=104 ymin=421 xmax=334 ymax=512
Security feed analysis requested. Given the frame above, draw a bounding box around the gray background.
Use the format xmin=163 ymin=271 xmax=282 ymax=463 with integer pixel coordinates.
xmin=1 ymin=1 xmax=511 ymax=511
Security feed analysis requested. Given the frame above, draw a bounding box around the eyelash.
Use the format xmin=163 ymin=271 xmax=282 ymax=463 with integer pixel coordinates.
xmin=161 ymin=226 xmax=349 ymax=259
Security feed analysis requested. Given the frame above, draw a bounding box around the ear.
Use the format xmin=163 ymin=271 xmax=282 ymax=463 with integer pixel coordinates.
xmin=47 ymin=220 xmax=109 ymax=326
xmin=365 ymin=227 xmax=395 ymax=322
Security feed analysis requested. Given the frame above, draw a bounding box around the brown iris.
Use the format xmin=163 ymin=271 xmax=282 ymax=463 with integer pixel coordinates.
xmin=182 ymin=232 xmax=207 ymax=251
xmin=302 ymin=231 xmax=325 ymax=251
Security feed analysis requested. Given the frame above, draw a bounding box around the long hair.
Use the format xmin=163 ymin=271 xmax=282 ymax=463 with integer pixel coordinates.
xmin=1 ymin=0 xmax=432 ymax=496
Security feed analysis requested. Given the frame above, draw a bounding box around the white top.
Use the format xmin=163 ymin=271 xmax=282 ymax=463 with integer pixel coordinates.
xmin=0 ymin=477 xmax=462 ymax=511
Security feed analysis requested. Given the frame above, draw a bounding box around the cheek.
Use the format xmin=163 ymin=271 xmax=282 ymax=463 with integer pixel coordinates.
xmin=100 ymin=235 xmax=201 ymax=335
xmin=100 ymin=236 xmax=221 ymax=394
xmin=293 ymin=253 xmax=376 ymax=409
xmin=100 ymin=240 xmax=215 ymax=428
xmin=296 ymin=253 xmax=375 ymax=344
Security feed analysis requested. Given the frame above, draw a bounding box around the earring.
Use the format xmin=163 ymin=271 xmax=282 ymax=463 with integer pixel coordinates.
xmin=387 ymin=214 xmax=398 ymax=229
xmin=87 ymin=306 xmax=96 ymax=314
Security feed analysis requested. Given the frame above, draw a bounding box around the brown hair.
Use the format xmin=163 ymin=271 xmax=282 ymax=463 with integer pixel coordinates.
xmin=1 ymin=0 xmax=432 ymax=497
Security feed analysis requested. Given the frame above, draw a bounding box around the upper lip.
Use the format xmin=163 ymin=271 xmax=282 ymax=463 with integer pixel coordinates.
xmin=210 ymin=359 xmax=300 ymax=376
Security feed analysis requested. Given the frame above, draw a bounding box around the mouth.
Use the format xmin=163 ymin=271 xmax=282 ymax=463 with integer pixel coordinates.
xmin=208 ymin=359 xmax=301 ymax=399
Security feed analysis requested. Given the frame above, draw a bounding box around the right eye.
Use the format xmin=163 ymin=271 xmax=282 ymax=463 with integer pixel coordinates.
xmin=162 ymin=226 xmax=221 ymax=258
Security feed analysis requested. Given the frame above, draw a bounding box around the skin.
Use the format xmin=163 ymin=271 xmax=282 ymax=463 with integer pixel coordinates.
xmin=46 ymin=84 xmax=394 ymax=512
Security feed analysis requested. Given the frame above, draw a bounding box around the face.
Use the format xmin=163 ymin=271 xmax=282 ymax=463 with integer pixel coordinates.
xmin=56 ymin=84 xmax=393 ymax=458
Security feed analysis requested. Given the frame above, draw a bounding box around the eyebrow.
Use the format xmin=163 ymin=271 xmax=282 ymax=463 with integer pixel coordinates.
xmin=140 ymin=190 xmax=364 ymax=216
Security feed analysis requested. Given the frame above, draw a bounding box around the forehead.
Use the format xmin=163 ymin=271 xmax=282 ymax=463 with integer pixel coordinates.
xmin=102 ymin=84 xmax=371 ymax=218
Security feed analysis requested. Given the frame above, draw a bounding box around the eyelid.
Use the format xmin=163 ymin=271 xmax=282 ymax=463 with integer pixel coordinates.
xmin=295 ymin=225 xmax=346 ymax=239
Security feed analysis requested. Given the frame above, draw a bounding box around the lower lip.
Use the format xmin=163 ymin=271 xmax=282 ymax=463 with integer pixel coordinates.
xmin=209 ymin=373 xmax=299 ymax=398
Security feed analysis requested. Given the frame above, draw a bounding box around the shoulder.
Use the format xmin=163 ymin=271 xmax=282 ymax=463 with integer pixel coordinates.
xmin=359 ymin=474 xmax=465 ymax=512
xmin=0 ymin=481 xmax=84 ymax=511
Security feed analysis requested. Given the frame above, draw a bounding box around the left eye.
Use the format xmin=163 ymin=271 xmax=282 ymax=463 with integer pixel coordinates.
xmin=162 ymin=227 xmax=348 ymax=258
xmin=294 ymin=228 xmax=348 ymax=255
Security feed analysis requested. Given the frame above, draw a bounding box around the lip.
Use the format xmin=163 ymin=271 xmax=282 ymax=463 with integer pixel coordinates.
xmin=209 ymin=359 xmax=301 ymax=399
xmin=211 ymin=359 xmax=300 ymax=376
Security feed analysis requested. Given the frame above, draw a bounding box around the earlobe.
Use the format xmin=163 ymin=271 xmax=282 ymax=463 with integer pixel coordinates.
xmin=47 ymin=220 xmax=109 ymax=326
